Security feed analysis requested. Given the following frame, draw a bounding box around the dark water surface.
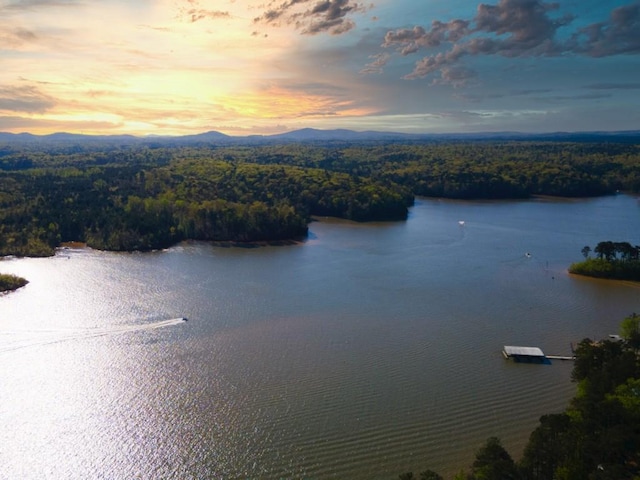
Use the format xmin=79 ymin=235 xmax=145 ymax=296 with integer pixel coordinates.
xmin=1 ymin=195 xmax=639 ymax=479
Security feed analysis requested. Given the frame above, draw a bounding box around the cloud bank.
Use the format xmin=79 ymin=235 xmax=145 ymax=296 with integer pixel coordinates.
xmin=0 ymin=0 xmax=637 ymax=135
xmin=0 ymin=85 xmax=56 ymax=113
xmin=366 ymin=0 xmax=640 ymax=85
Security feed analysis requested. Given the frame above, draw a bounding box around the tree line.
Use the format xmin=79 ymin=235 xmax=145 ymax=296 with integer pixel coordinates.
xmin=0 ymin=140 xmax=639 ymax=256
xmin=582 ymin=242 xmax=640 ymax=262
xmin=0 ymin=155 xmax=411 ymax=255
xmin=396 ymin=314 xmax=640 ymax=480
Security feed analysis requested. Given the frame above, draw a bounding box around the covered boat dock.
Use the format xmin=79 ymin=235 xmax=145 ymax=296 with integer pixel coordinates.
xmin=503 ymin=345 xmax=550 ymax=364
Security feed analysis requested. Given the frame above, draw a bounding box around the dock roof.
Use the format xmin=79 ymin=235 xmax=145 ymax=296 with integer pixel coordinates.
xmin=503 ymin=345 xmax=545 ymax=357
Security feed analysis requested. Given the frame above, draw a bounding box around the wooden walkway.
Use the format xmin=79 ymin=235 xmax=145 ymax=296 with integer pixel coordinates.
xmin=546 ymin=355 xmax=576 ymax=361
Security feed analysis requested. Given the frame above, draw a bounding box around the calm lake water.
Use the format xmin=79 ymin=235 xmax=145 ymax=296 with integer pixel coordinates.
xmin=1 ymin=195 xmax=639 ymax=479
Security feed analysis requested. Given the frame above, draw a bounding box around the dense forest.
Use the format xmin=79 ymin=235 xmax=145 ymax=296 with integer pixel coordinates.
xmin=0 ymin=140 xmax=639 ymax=257
xmin=570 ymin=241 xmax=640 ymax=281
xmin=396 ymin=313 xmax=640 ymax=480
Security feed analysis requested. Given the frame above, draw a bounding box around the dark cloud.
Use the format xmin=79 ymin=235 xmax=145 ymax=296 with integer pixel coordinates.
xmin=0 ymin=85 xmax=56 ymax=113
xmin=473 ymin=0 xmax=571 ymax=52
xmin=372 ymin=0 xmax=639 ymax=86
xmin=383 ymin=21 xmax=470 ymax=55
xmin=253 ymin=0 xmax=369 ymax=35
xmin=569 ymin=2 xmax=640 ymax=56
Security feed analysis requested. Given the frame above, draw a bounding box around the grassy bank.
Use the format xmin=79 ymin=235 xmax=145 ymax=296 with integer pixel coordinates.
xmin=0 ymin=273 xmax=28 ymax=293
xmin=569 ymin=258 xmax=640 ymax=281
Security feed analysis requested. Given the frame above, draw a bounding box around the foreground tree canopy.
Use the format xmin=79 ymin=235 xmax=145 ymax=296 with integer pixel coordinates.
xmin=397 ymin=313 xmax=640 ymax=480
xmin=0 ymin=140 xmax=639 ymax=256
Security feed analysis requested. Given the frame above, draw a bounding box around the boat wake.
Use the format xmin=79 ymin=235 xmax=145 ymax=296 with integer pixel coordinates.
xmin=0 ymin=317 xmax=187 ymax=354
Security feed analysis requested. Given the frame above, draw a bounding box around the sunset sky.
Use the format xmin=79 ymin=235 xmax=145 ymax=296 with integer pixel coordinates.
xmin=1 ymin=0 xmax=639 ymax=136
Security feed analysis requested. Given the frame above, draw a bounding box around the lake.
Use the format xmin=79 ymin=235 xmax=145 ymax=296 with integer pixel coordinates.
xmin=1 ymin=195 xmax=639 ymax=479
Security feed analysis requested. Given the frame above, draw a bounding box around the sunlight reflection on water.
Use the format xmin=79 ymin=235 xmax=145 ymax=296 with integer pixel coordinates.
xmin=1 ymin=195 xmax=639 ymax=479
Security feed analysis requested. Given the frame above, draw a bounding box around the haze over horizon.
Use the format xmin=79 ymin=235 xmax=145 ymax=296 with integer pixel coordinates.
xmin=1 ymin=0 xmax=639 ymax=137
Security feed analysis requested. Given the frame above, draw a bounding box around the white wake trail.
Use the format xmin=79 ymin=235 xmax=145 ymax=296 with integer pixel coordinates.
xmin=0 ymin=317 xmax=187 ymax=354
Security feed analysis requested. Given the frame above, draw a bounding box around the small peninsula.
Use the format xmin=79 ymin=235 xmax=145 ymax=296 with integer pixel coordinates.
xmin=0 ymin=273 xmax=28 ymax=293
xmin=569 ymin=241 xmax=640 ymax=281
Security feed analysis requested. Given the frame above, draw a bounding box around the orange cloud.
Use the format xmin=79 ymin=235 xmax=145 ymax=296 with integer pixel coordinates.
xmin=212 ymin=84 xmax=378 ymax=120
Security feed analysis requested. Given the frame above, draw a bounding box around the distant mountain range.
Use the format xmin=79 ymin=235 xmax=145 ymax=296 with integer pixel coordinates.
xmin=1 ymin=128 xmax=639 ymax=145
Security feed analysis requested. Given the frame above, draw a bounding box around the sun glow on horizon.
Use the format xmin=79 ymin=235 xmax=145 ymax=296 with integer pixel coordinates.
xmin=0 ymin=1 xmax=637 ymax=135
xmin=0 ymin=0 xmax=328 ymax=136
